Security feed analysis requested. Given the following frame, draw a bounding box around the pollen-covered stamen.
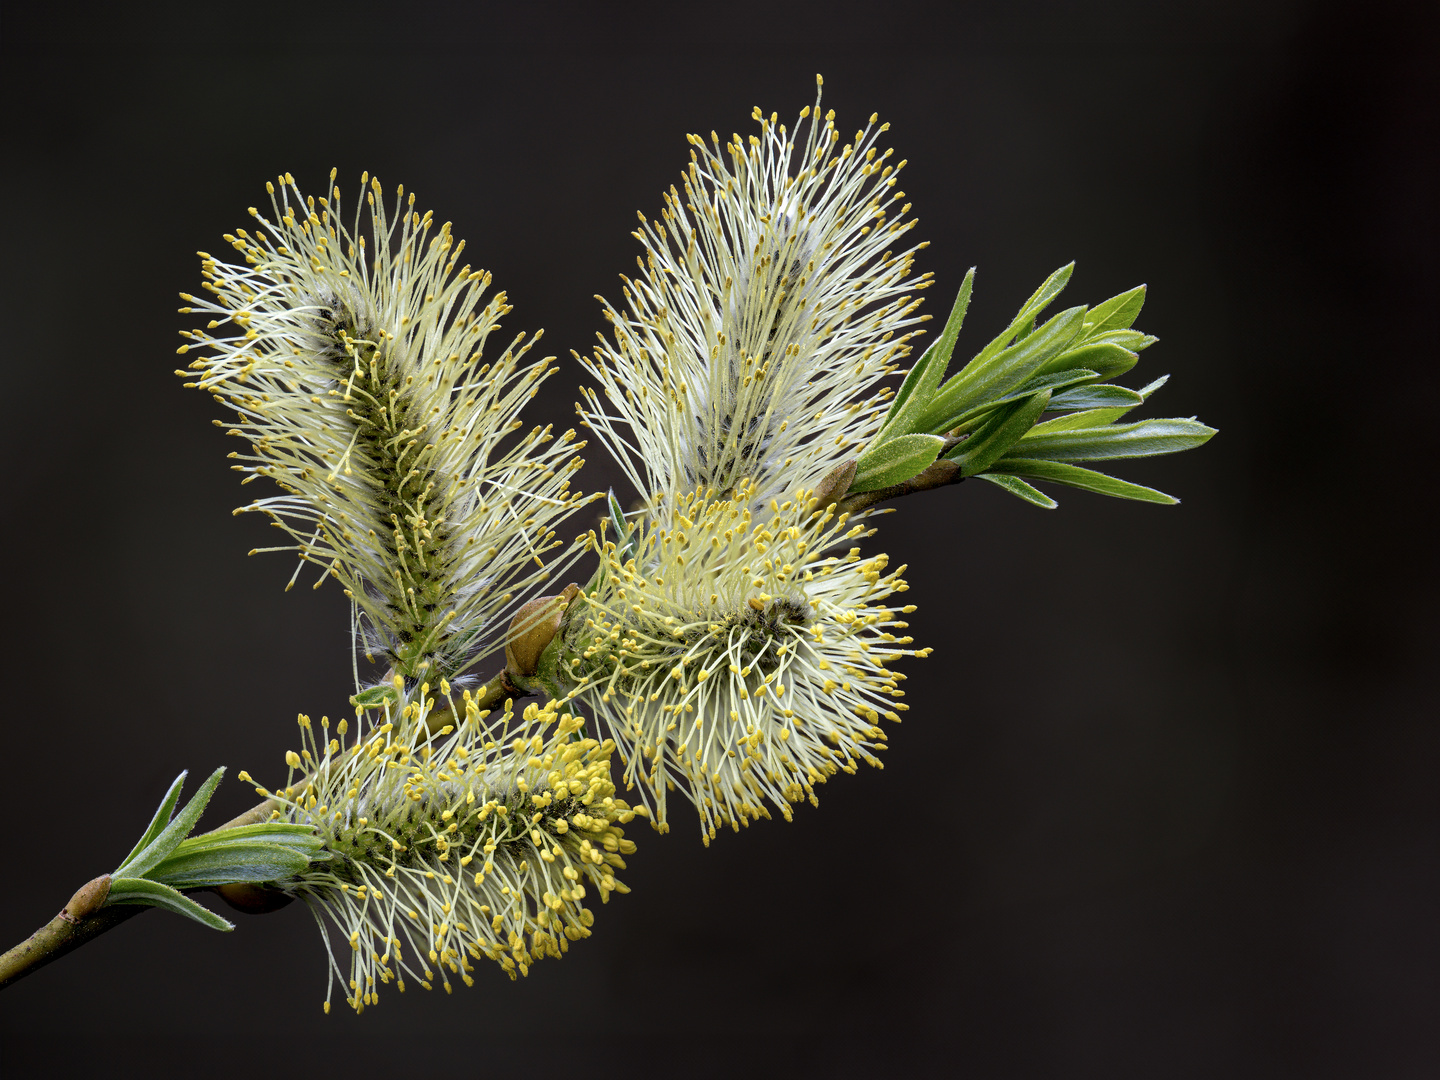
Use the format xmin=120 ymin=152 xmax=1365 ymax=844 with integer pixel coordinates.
xmin=178 ymin=170 xmax=596 ymax=682
xmin=552 ymin=481 xmax=928 ymax=841
xmin=580 ymin=75 xmax=934 ymax=514
xmin=245 ymin=692 xmax=639 ymax=1014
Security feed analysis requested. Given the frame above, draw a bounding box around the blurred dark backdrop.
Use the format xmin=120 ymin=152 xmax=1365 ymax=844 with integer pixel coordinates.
xmin=2 ymin=1 xmax=1435 ymax=1075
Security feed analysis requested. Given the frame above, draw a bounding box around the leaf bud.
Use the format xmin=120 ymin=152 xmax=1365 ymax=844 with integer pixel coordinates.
xmin=505 ymin=583 xmax=580 ymax=680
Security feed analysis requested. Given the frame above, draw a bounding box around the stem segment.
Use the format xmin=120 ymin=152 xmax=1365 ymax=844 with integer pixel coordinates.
xmin=0 ymin=877 xmax=143 ymax=991
xmin=838 ymin=457 xmax=966 ymax=514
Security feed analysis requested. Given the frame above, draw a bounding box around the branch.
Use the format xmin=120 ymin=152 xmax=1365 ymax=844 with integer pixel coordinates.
xmin=837 ymin=456 xmax=966 ymax=515
xmin=0 ymin=877 xmax=145 ymax=991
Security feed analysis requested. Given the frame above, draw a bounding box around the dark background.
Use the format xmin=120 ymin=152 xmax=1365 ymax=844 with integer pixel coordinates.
xmin=2 ymin=1 xmax=1435 ymax=1075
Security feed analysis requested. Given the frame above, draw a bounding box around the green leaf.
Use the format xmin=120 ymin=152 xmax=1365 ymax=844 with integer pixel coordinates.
xmin=166 ymin=822 xmax=327 ymax=863
xmin=939 ymin=264 xmax=1073 ymax=395
xmin=1048 ymin=384 xmax=1146 ymax=411
xmin=917 ymin=305 xmax=1087 ymax=433
xmin=117 ymin=767 xmax=226 ymax=881
xmin=116 ymin=771 xmax=188 ymax=872
xmin=851 ymin=434 xmax=946 ymax=493
xmin=974 ymin=473 xmax=1058 ymax=509
xmin=105 ymin=877 xmax=234 ymax=932
xmin=1035 ymin=341 xmax=1138 ymax=382
xmin=1012 ymin=263 xmax=1075 ymax=329
xmin=941 ymin=368 xmax=1102 ymax=435
xmin=607 ymin=489 xmax=627 ymax=537
xmin=1027 ymin=374 xmax=1170 ymax=433
xmin=876 ymin=338 xmax=948 ymax=442
xmin=878 ymin=270 xmax=973 ymax=440
xmin=948 ymin=390 xmax=1052 ymax=476
xmin=1029 ymin=375 xmax=1169 ymax=433
xmin=607 ymin=489 xmax=637 ymax=564
xmin=202 ymin=822 xmax=327 ymax=852
xmin=1081 ymin=285 xmax=1146 ymax=335
xmin=1029 ymin=409 xmax=1128 ymax=434
xmin=1084 ymin=329 xmax=1158 ymax=353
xmin=351 ymin=684 xmax=393 ymax=710
xmin=1134 ymin=373 xmax=1171 ymax=399
xmin=150 ymin=840 xmax=311 ymax=889
xmin=994 ymin=457 xmax=1179 ymax=504
xmin=1013 ymin=418 xmax=1217 ymax=462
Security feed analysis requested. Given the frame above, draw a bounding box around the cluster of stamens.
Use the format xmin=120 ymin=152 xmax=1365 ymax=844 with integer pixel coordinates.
xmin=177 ymin=170 xmax=591 ymax=686
xmin=556 ymin=481 xmax=928 ymax=840
xmin=580 ymin=76 xmax=932 ymax=515
xmin=241 ymin=683 xmax=638 ymax=1013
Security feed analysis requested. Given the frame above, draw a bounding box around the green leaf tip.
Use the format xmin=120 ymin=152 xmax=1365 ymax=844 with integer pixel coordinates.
xmin=116 ymin=769 xmax=188 ymax=871
xmin=608 ymin=488 xmax=637 ymax=563
xmin=106 ymin=877 xmax=235 ymax=932
xmin=975 ymin=473 xmax=1058 ymax=509
xmin=1015 ymin=418 xmax=1216 ymax=463
xmin=1083 ymin=283 xmax=1146 ymax=335
xmin=994 ymin=457 xmax=1181 ymax=505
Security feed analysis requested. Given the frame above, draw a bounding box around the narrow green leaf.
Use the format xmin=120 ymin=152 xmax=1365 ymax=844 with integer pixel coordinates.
xmin=151 ymin=841 xmax=310 ymax=889
xmin=607 ymin=488 xmax=637 ymax=565
xmin=941 ymin=368 xmax=1102 ymax=435
xmin=115 ymin=771 xmax=188 ymax=874
xmin=1085 ymin=329 xmax=1158 ymax=353
xmin=1029 ymin=408 xmax=1129 ymax=434
xmin=878 ymin=270 xmax=974 ymax=440
xmin=199 ymin=822 xmax=325 ymax=848
xmin=950 ymin=390 xmax=1052 ymax=476
xmin=918 ymin=305 xmax=1087 ymax=432
xmin=1048 ymin=384 xmax=1145 ymax=411
xmin=172 ymin=823 xmax=326 ymax=861
xmin=1027 ymin=373 xmax=1171 ymax=433
xmin=876 ymin=335 xmax=948 ymax=442
xmin=1134 ymin=374 xmax=1170 ymax=398
xmin=1081 ymin=285 xmax=1146 ymax=335
xmin=1013 ymin=263 xmax=1075 ymax=327
xmin=851 ymin=434 xmax=946 ymax=493
xmin=995 ymin=457 xmax=1179 ymax=504
xmin=936 ymin=264 xmax=1074 ymax=402
xmin=1014 ymin=418 xmax=1217 ymax=462
xmin=975 ymin=473 xmax=1058 ymax=508
xmin=105 ymin=877 xmax=234 ymax=932
xmin=118 ymin=767 xmax=226 ymax=881
xmin=1035 ymin=341 xmax=1138 ymax=381
xmin=607 ymin=489 xmax=627 ymax=541
xmin=351 ymin=685 xmax=392 ymax=709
